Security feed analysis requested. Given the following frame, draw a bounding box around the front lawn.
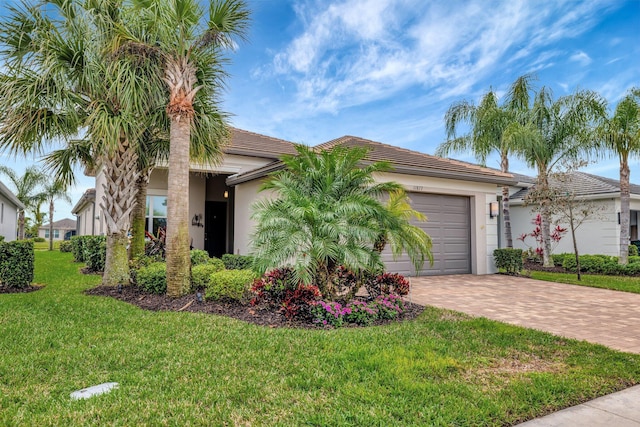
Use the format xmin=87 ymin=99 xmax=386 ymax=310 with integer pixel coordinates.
xmin=1 ymin=251 xmax=639 ymax=425
xmin=529 ymin=270 xmax=640 ymax=294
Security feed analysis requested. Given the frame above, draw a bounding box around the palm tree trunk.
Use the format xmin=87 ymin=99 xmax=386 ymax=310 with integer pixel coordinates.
xmin=100 ymin=136 xmax=139 ymax=287
xmin=619 ymin=156 xmax=630 ymax=265
xmin=500 ymin=154 xmax=513 ymax=248
xmin=165 ymin=116 xmax=191 ymax=297
xmin=538 ymin=170 xmax=553 ymax=267
xmin=48 ymin=199 xmax=54 ymax=251
xmin=130 ymin=171 xmax=150 ymax=260
xmin=18 ymin=210 xmax=25 ymax=240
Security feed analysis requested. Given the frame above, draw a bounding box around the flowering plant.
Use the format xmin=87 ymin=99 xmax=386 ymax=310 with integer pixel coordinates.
xmin=311 ymin=301 xmax=352 ymax=328
xmin=517 ymin=214 xmax=567 ymax=259
xmin=344 ymin=300 xmax=379 ymax=326
xmin=373 ymin=294 xmax=405 ymax=320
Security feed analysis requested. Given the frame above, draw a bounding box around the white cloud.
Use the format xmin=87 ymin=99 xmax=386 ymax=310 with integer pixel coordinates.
xmin=265 ymin=0 xmax=614 ymax=118
xmin=570 ymin=51 xmax=592 ymax=66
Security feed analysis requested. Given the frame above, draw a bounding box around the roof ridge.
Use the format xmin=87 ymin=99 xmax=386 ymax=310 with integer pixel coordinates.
xmin=229 ymin=127 xmax=298 ymax=147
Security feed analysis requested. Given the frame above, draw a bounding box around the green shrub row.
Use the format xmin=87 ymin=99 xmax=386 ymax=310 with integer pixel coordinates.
xmin=493 ymin=248 xmax=523 ymax=274
xmin=69 ymin=235 xmax=106 ymax=271
xmin=0 ymin=240 xmax=34 ymax=289
xmin=630 ymin=244 xmax=639 ymax=257
xmin=205 ymin=269 xmax=256 ymax=302
xmin=554 ymin=253 xmax=640 ymax=275
xmin=191 ymin=263 xmax=225 ymax=289
xmin=33 ymin=237 xmax=45 ymax=242
xmin=221 ymin=254 xmax=253 ymax=270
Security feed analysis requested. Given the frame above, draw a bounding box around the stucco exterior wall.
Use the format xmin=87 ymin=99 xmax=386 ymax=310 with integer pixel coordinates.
xmin=76 ymin=204 xmax=95 ymax=236
xmin=0 ymin=194 xmax=18 ymax=242
xmin=233 ymin=178 xmax=269 ymax=255
xmin=509 ymin=198 xmax=619 ymax=256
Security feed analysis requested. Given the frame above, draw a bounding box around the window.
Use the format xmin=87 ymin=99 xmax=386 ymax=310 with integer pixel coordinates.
xmin=45 ymin=229 xmax=49 ymax=238
xmin=54 ymin=229 xmax=59 ymax=239
xmin=145 ymin=195 xmax=168 ymax=237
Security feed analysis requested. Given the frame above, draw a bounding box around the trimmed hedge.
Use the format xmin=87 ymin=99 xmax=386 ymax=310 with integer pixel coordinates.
xmin=556 ymin=253 xmax=640 ymax=275
xmin=221 ymin=254 xmax=254 ymax=270
xmin=0 ymin=240 xmax=34 ymax=288
xmin=33 ymin=237 xmax=45 ymax=242
xmin=191 ymin=263 xmax=226 ymax=289
xmin=630 ymin=244 xmax=639 ymax=257
xmin=493 ymin=248 xmax=523 ymax=274
xmin=136 ymin=262 xmax=167 ymax=294
xmin=70 ymin=236 xmax=85 ymax=262
xmin=190 ymin=249 xmax=211 ymax=266
xmin=83 ymin=236 xmax=106 ymax=272
xmin=205 ymin=269 xmax=255 ymax=302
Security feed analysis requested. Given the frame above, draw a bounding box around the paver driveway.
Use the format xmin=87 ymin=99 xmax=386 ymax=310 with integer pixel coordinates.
xmin=409 ymin=274 xmax=640 ymax=354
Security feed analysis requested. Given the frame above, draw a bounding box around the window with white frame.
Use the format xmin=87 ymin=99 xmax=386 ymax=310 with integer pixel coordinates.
xmin=145 ymin=195 xmax=168 ymax=237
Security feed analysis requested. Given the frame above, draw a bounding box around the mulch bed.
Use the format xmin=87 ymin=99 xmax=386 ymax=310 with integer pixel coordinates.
xmin=85 ymin=285 xmax=425 ymax=329
xmin=0 ymin=284 xmax=44 ymax=294
xmin=523 ymin=261 xmax=566 ymax=273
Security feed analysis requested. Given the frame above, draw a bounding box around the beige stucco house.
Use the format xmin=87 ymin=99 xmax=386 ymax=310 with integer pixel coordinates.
xmin=0 ymin=180 xmax=24 ymax=242
xmin=502 ymin=172 xmax=640 ymax=257
xmin=38 ymin=218 xmax=77 ymax=241
xmin=74 ymin=128 xmax=515 ymax=276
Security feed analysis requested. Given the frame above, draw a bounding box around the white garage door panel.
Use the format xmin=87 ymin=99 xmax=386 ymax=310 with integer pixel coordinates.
xmin=382 ymin=193 xmax=471 ymax=276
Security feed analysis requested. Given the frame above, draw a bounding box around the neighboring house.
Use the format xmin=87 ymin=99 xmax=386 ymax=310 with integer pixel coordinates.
xmin=71 ymin=189 xmax=96 ymax=236
xmin=74 ymin=128 xmax=515 ymax=276
xmin=503 ymin=172 xmax=640 ymax=257
xmin=0 ymin=180 xmax=24 ymax=242
xmin=38 ymin=218 xmax=77 ymax=241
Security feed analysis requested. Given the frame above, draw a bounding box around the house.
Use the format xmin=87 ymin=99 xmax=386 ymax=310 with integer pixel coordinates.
xmin=39 ymin=218 xmax=77 ymax=241
xmin=502 ymin=172 xmax=640 ymax=257
xmin=71 ymin=189 xmax=96 ymax=236
xmin=0 ymin=180 xmax=24 ymax=242
xmin=74 ymin=128 xmax=516 ymax=276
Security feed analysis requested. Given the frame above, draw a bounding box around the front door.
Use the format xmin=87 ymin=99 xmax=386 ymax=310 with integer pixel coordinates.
xmin=205 ymin=201 xmax=227 ymax=258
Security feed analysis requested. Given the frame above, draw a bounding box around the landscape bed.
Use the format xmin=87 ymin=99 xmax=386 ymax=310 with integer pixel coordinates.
xmin=1 ymin=251 xmax=639 ymax=426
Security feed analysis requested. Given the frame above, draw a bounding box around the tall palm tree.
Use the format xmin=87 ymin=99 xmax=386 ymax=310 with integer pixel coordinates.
xmin=251 ymin=145 xmax=433 ymax=298
xmin=0 ymin=166 xmax=46 ymax=240
xmin=0 ymin=0 xmax=159 ymax=286
xmin=507 ymin=87 xmax=606 ymax=266
xmin=436 ymin=75 xmax=535 ymax=248
xmin=41 ymin=180 xmax=72 ymax=251
xmin=595 ymin=88 xmax=640 ymax=264
xmin=112 ymin=0 xmax=250 ymax=296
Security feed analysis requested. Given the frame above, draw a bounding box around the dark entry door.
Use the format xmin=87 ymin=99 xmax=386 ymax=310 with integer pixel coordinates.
xmin=205 ymin=201 xmax=227 ymax=258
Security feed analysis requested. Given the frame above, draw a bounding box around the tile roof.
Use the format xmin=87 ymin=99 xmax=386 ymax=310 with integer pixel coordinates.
xmin=511 ymin=172 xmax=640 ymax=200
xmin=0 ymin=180 xmax=25 ymax=209
xmin=41 ymin=218 xmax=76 ymax=230
xmin=71 ymin=189 xmax=96 ymax=214
xmin=314 ymin=135 xmax=515 ymax=184
xmin=224 ymin=127 xmax=299 ymax=159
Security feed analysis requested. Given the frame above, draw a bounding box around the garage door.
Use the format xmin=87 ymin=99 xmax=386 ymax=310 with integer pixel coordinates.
xmin=382 ymin=193 xmax=471 ymax=276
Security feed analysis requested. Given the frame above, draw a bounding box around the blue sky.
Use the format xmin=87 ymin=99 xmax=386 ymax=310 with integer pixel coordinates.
xmin=1 ymin=0 xmax=639 ymax=221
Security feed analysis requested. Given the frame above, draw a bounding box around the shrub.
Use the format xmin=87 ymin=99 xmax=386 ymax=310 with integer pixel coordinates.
xmin=0 ymin=240 xmax=34 ymax=288
xmin=630 ymin=256 xmax=640 ymax=264
xmin=129 ymin=256 xmax=158 ymax=285
xmin=345 ymin=300 xmax=379 ymax=326
xmin=630 ymin=244 xmax=639 ymax=257
xmin=70 ymin=236 xmax=85 ymax=262
xmin=364 ymin=272 xmax=410 ymax=299
xmin=190 ymin=249 xmax=211 ymax=266
xmin=191 ymin=263 xmax=225 ymax=289
xmin=251 ymin=267 xmax=298 ymax=306
xmin=552 ymin=253 xmax=570 ymax=267
xmin=83 ymin=236 xmax=106 ymax=272
xmin=205 ymin=269 xmax=255 ymax=302
xmin=59 ymin=240 xmax=73 ymax=253
xmin=374 ymin=294 xmax=406 ymax=320
xmin=221 ymin=253 xmax=254 ymax=270
xmin=33 ymin=237 xmax=45 ymax=242
xmin=137 ymin=262 xmax=167 ymax=294
xmin=280 ymin=284 xmax=322 ymax=320
xmin=493 ymin=248 xmax=524 ymax=274
xmin=311 ymin=301 xmax=350 ymax=328
xmin=0 ymin=236 xmax=4 ymax=242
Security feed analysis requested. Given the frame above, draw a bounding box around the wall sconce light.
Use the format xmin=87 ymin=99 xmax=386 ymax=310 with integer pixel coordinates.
xmin=489 ymin=201 xmax=499 ymax=219
xmin=223 ymin=190 xmax=229 ymax=199
xmin=95 ymin=214 xmax=100 ymax=220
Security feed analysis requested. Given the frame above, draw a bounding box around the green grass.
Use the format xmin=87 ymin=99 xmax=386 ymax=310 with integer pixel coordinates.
xmin=529 ymin=270 xmax=640 ymax=294
xmin=32 ymin=240 xmax=61 ymax=251
xmin=1 ymin=251 xmax=639 ymax=425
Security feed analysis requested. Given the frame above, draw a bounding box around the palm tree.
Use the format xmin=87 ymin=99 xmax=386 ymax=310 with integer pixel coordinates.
xmin=507 ymin=87 xmax=606 ymax=266
xmin=595 ymin=88 xmax=640 ymax=264
xmin=436 ymin=75 xmax=535 ymax=248
xmin=40 ymin=180 xmax=72 ymax=251
xmin=0 ymin=166 xmax=46 ymax=240
xmin=251 ymin=145 xmax=433 ymax=299
xmin=0 ymin=1 xmax=160 ymax=286
xmin=111 ymin=0 xmax=250 ymax=296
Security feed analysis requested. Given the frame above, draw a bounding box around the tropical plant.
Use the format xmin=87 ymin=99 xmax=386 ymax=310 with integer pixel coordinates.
xmin=595 ymin=88 xmax=640 ymax=264
xmin=436 ymin=75 xmax=535 ymax=248
xmin=41 ymin=180 xmax=71 ymax=251
xmin=0 ymin=0 xmax=158 ymax=287
xmin=0 ymin=166 xmax=46 ymax=240
xmin=250 ymin=145 xmax=432 ymax=298
xmin=507 ymin=88 xmax=606 ymax=266
xmin=109 ymin=0 xmax=250 ymax=296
